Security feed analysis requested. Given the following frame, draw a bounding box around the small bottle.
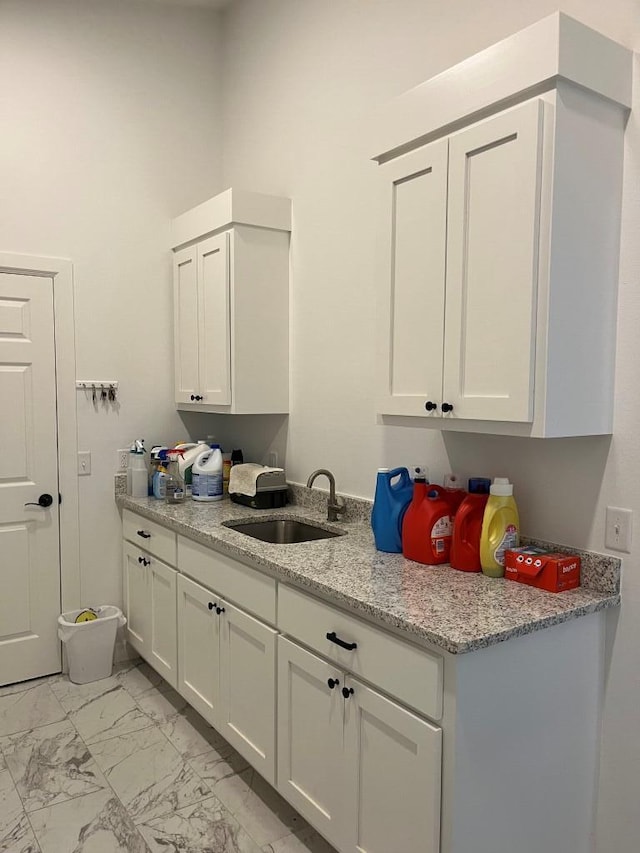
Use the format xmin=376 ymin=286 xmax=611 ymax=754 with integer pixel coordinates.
xmin=479 ymin=478 xmax=520 ymax=577
xmin=222 ymin=452 xmax=232 ymax=495
xmin=165 ymin=452 xmax=185 ymax=504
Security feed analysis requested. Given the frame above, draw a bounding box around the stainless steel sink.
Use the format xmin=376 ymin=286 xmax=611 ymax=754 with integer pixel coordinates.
xmin=224 ymin=518 xmax=344 ymax=544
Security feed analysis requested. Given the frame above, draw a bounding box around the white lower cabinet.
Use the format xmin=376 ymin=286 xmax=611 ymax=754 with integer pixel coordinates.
xmin=277 ymin=637 xmax=345 ymax=847
xmin=277 ymin=636 xmax=442 ymax=853
xmin=219 ymin=599 xmax=277 ymax=782
xmin=343 ymin=676 xmax=441 ymax=853
xmin=123 ymin=541 xmax=178 ymax=688
xmin=176 ymin=573 xmax=277 ymax=785
xmin=177 ymin=572 xmax=221 ymax=724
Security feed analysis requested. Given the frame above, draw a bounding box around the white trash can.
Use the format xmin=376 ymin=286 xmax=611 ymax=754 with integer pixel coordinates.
xmin=58 ymin=606 xmax=127 ymax=684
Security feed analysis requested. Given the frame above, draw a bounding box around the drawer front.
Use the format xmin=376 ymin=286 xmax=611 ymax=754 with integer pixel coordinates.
xmin=123 ymin=509 xmax=177 ymax=566
xmin=278 ymin=585 xmax=443 ymax=721
xmin=178 ymin=535 xmax=276 ymax=625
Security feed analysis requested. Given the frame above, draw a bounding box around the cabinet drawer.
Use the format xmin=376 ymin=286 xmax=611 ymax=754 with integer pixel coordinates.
xmin=123 ymin=509 xmax=177 ymax=566
xmin=178 ymin=535 xmax=276 ymax=625
xmin=278 ymin=585 xmax=443 ymax=721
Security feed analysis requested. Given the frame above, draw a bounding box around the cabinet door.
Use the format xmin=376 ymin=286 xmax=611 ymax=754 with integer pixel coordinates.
xmin=123 ymin=541 xmax=148 ymax=658
xmin=176 ymin=574 xmax=221 ymax=727
xmin=343 ymin=677 xmax=441 ymax=853
xmin=219 ymin=600 xmax=277 ymax=784
xmin=378 ymin=139 xmax=448 ymax=417
xmin=148 ymin=558 xmax=178 ymax=689
xmin=444 ymin=99 xmax=543 ymax=422
xmin=173 ymin=245 xmax=200 ymax=406
xmin=197 ymin=233 xmax=231 ymax=406
xmin=277 ymin=637 xmax=345 ymax=848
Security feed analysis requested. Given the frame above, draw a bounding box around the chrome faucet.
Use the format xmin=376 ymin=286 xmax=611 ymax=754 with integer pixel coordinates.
xmin=306 ymin=469 xmax=346 ymax=522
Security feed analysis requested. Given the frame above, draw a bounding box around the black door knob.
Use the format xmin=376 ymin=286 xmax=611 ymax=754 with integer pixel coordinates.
xmin=216 ymin=606 xmax=225 ymax=615
xmin=341 ymin=686 xmax=354 ymax=699
xmin=208 ymin=602 xmax=217 ymax=611
xmin=25 ymin=493 xmax=53 ymax=508
xmin=441 ymin=402 xmax=454 ymax=413
xmin=196 ymin=395 xmax=203 ymax=401
xmin=424 ymin=401 xmax=438 ymax=412
xmin=327 ymin=678 xmax=340 ymax=690
xmin=190 ymin=394 xmax=196 ymax=401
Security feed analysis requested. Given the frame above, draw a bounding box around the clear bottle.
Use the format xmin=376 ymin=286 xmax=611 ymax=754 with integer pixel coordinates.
xmin=165 ymin=452 xmax=185 ymax=504
xmin=479 ymin=477 xmax=520 ymax=577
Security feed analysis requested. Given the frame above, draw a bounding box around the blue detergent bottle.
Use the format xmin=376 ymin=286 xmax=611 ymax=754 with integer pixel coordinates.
xmin=371 ymin=467 xmax=415 ymax=553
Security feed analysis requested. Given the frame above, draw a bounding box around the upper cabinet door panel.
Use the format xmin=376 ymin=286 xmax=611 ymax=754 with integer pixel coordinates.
xmin=197 ymin=233 xmax=231 ymax=406
xmin=173 ymin=246 xmax=199 ymax=405
xmin=379 ymin=140 xmax=448 ymax=416
xmin=444 ymin=99 xmax=543 ymax=422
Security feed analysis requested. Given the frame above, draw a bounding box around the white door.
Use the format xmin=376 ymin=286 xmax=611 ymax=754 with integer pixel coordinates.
xmin=444 ymin=99 xmax=543 ymax=422
xmin=123 ymin=541 xmax=149 ymax=658
xmin=173 ymin=245 xmax=200 ymax=405
xmin=177 ymin=574 xmax=221 ymax=727
xmin=378 ymin=139 xmax=448 ymax=417
xmin=148 ymin=557 xmax=178 ymax=689
xmin=277 ymin=637 xmax=345 ymax=847
xmin=197 ymin=233 xmax=231 ymax=406
xmin=343 ymin=677 xmax=442 ymax=853
xmin=0 ymin=273 xmax=61 ymax=686
xmin=219 ymin=600 xmax=277 ymax=784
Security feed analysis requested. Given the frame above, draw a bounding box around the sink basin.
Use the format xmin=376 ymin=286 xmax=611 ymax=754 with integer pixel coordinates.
xmin=224 ymin=518 xmax=344 ymax=544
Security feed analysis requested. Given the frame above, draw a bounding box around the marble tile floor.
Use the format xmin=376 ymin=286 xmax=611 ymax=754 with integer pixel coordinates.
xmin=0 ymin=661 xmax=337 ymax=853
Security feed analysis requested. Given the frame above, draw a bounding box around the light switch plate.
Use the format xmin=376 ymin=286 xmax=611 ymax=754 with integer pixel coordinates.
xmin=78 ymin=451 xmax=92 ymax=476
xmin=605 ymin=506 xmax=632 ymax=553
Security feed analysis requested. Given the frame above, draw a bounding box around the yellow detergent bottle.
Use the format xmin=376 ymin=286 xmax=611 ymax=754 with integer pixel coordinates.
xmin=480 ymin=478 xmax=520 ymax=577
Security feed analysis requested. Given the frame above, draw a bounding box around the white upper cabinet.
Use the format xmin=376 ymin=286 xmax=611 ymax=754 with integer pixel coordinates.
xmin=171 ymin=189 xmax=291 ymax=414
xmin=443 ymin=100 xmax=543 ymax=423
xmin=374 ymin=13 xmax=631 ymax=437
xmin=379 ymin=139 xmax=448 ymax=417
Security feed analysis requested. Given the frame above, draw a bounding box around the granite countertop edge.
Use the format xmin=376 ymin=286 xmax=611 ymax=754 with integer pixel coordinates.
xmin=116 ymin=493 xmax=620 ymax=656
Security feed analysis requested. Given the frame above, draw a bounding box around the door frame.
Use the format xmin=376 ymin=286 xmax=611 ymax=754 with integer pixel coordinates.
xmin=0 ymin=252 xmax=80 ymax=612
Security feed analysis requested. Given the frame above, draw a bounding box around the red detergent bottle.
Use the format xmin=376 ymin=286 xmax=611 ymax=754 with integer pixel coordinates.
xmin=450 ymin=478 xmax=491 ymax=572
xmin=402 ymin=481 xmax=453 ymax=565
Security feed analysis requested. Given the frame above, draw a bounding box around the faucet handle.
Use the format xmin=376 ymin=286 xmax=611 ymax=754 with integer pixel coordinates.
xmin=328 ymin=495 xmax=346 ymax=521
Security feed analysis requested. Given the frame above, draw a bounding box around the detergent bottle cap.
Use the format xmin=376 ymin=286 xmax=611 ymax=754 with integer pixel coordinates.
xmin=444 ymin=473 xmax=463 ymax=490
xmin=469 ymin=477 xmax=491 ymax=494
xmin=490 ymin=477 xmax=513 ymax=496
xmin=410 ymin=465 xmax=429 ymax=480
xmin=377 ymin=467 xmax=390 ymax=473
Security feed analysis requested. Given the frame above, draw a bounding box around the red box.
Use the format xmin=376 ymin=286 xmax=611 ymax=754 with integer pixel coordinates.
xmin=504 ymin=547 xmax=581 ymax=593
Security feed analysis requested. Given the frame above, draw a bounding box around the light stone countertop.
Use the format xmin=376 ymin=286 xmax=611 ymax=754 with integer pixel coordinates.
xmin=116 ymin=487 xmax=621 ymax=655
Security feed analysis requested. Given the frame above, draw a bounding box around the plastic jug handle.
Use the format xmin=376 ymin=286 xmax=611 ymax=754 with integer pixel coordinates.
xmin=388 ymin=467 xmax=410 ymax=490
xmin=427 ymin=484 xmax=446 ymax=498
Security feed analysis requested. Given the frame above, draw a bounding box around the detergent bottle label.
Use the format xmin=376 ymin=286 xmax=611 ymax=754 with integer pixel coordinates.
xmin=431 ymin=515 xmax=452 ymax=554
xmin=494 ymin=524 xmax=518 ymax=566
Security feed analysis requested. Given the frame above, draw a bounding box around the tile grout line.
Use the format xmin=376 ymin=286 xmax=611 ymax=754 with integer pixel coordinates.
xmin=60 ymin=703 xmax=152 ymax=851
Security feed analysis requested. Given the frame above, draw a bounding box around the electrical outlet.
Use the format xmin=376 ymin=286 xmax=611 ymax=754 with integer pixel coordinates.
xmin=116 ymin=449 xmax=129 ymax=472
xmin=605 ymin=506 xmax=633 ymax=553
xmin=77 ymin=451 xmax=91 ymax=476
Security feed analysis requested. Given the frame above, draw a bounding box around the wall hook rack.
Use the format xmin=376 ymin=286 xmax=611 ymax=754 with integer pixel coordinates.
xmin=76 ymin=380 xmax=119 ymax=404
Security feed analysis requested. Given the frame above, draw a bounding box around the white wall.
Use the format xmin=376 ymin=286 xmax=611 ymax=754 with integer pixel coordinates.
xmin=219 ymin=2 xmax=640 ymax=851
xmin=0 ymin=0 xmax=224 ymax=606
